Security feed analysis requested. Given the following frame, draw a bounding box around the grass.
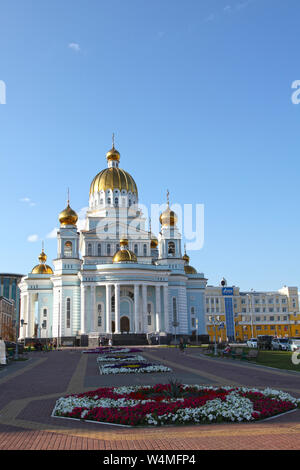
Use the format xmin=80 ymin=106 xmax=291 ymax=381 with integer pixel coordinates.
xmin=256 ymin=350 xmax=300 ymax=372
xmin=206 ymin=347 xmax=300 ymax=372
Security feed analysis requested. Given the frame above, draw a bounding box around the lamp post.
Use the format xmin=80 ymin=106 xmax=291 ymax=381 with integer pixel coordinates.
xmin=172 ymin=321 xmax=179 ymax=345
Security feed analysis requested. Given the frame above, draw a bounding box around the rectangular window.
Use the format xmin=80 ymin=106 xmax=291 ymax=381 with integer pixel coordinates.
xmin=66 ymin=298 xmax=71 ymax=329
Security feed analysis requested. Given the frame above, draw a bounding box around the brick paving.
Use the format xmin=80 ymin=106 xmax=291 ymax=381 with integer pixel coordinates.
xmin=0 ymin=347 xmax=300 ymax=450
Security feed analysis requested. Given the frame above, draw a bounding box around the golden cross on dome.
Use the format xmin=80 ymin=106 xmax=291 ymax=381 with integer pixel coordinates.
xmin=166 ymin=189 xmax=170 ymax=206
xmin=67 ymin=187 xmax=70 ymax=205
xmin=112 ymin=132 xmax=115 ymax=149
xmin=149 ymin=216 xmax=152 ymax=232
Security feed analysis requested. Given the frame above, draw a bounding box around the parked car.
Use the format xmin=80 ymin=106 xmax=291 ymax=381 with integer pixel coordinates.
xmin=271 ymin=338 xmax=289 ymax=351
xmin=257 ymin=335 xmax=274 ymax=350
xmin=247 ymin=338 xmax=258 ymax=348
xmin=287 ymin=338 xmax=300 ymax=352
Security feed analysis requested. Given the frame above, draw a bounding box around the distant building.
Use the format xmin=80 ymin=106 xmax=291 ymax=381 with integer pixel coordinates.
xmin=205 ymin=282 xmax=300 ymax=342
xmin=0 ymin=273 xmax=23 ymax=324
xmin=0 ymin=296 xmax=15 ymax=341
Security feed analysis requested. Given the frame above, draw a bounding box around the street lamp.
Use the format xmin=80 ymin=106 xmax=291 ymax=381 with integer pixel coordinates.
xmin=172 ymin=321 xmax=179 ymax=345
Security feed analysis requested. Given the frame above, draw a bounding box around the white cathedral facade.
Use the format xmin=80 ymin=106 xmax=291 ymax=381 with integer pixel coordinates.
xmin=19 ymin=142 xmax=207 ymax=345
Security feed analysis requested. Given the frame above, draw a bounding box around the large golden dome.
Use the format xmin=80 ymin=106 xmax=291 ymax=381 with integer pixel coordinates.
xmin=90 ymin=141 xmax=138 ymax=197
xmin=32 ymin=249 xmax=53 ymax=275
xmin=90 ymin=167 xmax=138 ymax=196
xmin=59 ymin=203 xmax=78 ymax=226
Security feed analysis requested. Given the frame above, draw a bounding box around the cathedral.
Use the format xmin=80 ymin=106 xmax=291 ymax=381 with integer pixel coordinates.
xmin=19 ymin=141 xmax=207 ymax=345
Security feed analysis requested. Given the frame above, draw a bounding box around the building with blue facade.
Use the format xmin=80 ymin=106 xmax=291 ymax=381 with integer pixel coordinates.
xmin=0 ymin=273 xmax=23 ymax=322
xmin=19 ymin=142 xmax=207 ymax=344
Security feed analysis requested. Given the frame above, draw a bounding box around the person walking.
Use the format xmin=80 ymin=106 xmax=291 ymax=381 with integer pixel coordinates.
xmin=0 ymin=337 xmax=7 ymax=366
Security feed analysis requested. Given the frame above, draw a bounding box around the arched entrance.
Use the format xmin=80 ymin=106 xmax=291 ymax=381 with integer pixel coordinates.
xmin=120 ymin=316 xmax=130 ymax=333
xmin=111 ymin=320 xmax=115 ymax=333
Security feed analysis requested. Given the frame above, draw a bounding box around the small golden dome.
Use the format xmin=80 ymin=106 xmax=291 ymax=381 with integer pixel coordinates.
xmin=59 ymin=203 xmax=78 ymax=226
xmin=184 ymin=264 xmax=197 ymax=274
xmin=182 ymin=252 xmax=190 ymax=263
xmin=106 ymin=145 xmax=120 ymax=162
xmin=149 ymin=233 xmax=158 ymax=249
xmin=38 ymin=249 xmax=47 ymax=263
xmin=113 ymin=239 xmax=137 ymax=263
xmin=159 ymin=205 xmax=178 ymax=227
xmin=32 ymin=248 xmax=53 ymax=274
xmin=31 ymin=264 xmax=54 ymax=275
xmin=113 ymin=249 xmax=137 ymax=263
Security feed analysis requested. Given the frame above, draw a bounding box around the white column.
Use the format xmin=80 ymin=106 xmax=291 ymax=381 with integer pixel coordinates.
xmin=90 ymin=285 xmax=96 ymax=332
xmin=142 ymin=285 xmax=147 ymax=333
xmin=106 ymin=284 xmax=111 ymax=333
xmin=115 ymin=284 xmax=120 ymax=333
xmin=26 ymin=293 xmax=32 ymax=338
xmin=163 ymin=285 xmax=169 ymax=332
xmin=155 ymin=285 xmax=161 ymax=333
xmin=80 ymin=284 xmax=86 ymax=334
xmin=20 ymin=293 xmax=25 ymax=339
xmin=134 ymin=284 xmax=139 ymax=333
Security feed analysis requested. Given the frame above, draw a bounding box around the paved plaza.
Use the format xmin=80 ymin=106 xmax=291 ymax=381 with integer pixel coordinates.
xmin=0 ymin=347 xmax=300 ymax=450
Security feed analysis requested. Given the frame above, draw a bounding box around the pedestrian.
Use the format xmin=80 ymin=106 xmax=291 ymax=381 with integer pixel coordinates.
xmin=108 ymin=338 xmax=112 ymax=347
xmin=0 ymin=337 xmax=6 ymax=366
xmin=179 ymin=337 xmax=185 ymax=353
xmin=99 ymin=337 xmax=103 ymax=347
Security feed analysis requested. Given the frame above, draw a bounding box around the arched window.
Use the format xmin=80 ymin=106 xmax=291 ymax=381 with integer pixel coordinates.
xmin=107 ymin=197 xmax=111 ymax=205
xmin=191 ymin=307 xmax=195 ymax=315
xmin=134 ymin=244 xmax=138 ymax=255
xmin=97 ymin=243 xmax=101 ymax=256
xmin=107 ymin=244 xmax=111 ymax=256
xmin=66 ymin=298 xmax=71 ymax=329
xmin=168 ymin=242 xmax=176 ymax=255
xmin=87 ymin=243 xmax=92 ymax=256
xmin=143 ymin=244 xmax=147 ymax=256
xmin=43 ymin=308 xmax=47 ymax=317
xmin=114 ymin=197 xmax=118 ymax=206
xmin=65 ymin=241 xmax=72 ymax=257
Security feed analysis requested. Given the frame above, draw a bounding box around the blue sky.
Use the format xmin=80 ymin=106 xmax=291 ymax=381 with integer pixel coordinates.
xmin=1 ymin=0 xmax=300 ymax=291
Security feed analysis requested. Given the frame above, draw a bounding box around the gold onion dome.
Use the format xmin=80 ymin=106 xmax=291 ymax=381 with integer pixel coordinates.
xmin=150 ymin=233 xmax=158 ymax=249
xmin=159 ymin=205 xmax=178 ymax=227
xmin=182 ymin=252 xmax=190 ymax=263
xmin=59 ymin=203 xmax=78 ymax=226
xmin=113 ymin=239 xmax=137 ymax=263
xmin=106 ymin=145 xmax=120 ymax=162
xmin=89 ymin=144 xmax=138 ymax=196
xmin=32 ymin=249 xmax=53 ymax=275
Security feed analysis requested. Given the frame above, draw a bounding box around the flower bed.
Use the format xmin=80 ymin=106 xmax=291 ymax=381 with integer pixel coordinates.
xmin=98 ymin=362 xmax=171 ymax=375
xmin=82 ymin=347 xmax=142 ymax=354
xmin=52 ymin=384 xmax=300 ymax=426
xmin=97 ymin=354 xmax=146 ymax=363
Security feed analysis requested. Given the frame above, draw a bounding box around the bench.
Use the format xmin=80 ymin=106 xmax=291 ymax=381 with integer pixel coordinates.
xmin=231 ymin=348 xmax=243 ymax=359
xmin=245 ymin=349 xmax=259 ymax=361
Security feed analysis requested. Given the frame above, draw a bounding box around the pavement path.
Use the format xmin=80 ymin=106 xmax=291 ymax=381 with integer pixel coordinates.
xmin=0 ymin=347 xmax=300 ymax=450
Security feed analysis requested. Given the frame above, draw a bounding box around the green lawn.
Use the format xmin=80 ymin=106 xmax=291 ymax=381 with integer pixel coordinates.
xmin=256 ymin=350 xmax=300 ymax=372
xmin=203 ymin=347 xmax=300 ymax=372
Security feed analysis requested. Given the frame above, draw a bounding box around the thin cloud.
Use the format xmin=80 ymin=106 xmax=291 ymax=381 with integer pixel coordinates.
xmin=20 ymin=197 xmax=36 ymax=206
xmin=27 ymin=234 xmax=39 ymax=242
xmin=46 ymin=227 xmax=59 ymax=239
xmin=68 ymin=43 xmax=81 ymax=52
